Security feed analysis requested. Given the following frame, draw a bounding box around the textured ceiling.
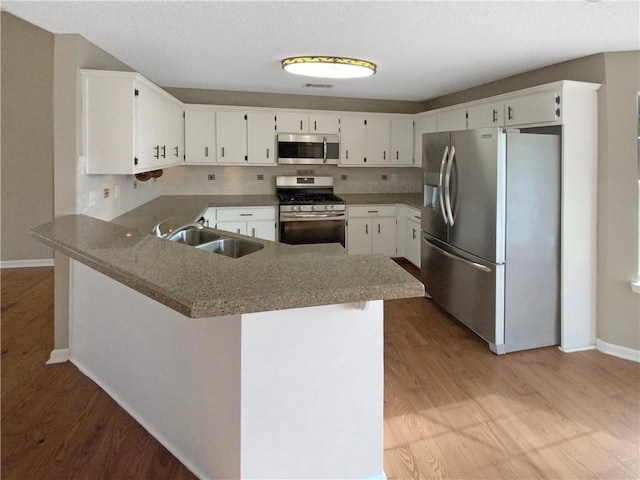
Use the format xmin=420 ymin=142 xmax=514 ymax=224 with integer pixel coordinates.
xmin=3 ymin=1 xmax=639 ymax=101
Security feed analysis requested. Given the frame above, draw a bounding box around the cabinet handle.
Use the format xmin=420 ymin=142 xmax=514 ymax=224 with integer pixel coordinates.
xmin=383 ymin=151 xmax=386 ymax=160
xmin=251 ymin=227 xmax=256 ymax=237
xmin=236 ymin=228 xmax=241 ymax=234
xmin=266 ymin=148 xmax=269 ymax=159
xmin=314 ymin=120 xmax=317 ymax=131
xmin=346 ymin=150 xmax=349 ymax=160
xmin=174 ymin=146 xmax=179 ymax=157
xmin=412 ymin=228 xmax=416 ymax=240
xmin=161 ymin=146 xmax=166 ymax=158
xmin=378 ymin=224 xmax=381 ymax=234
xmin=396 ymin=151 xmax=399 ymax=160
xmin=508 ymin=106 xmax=514 ymax=121
xmin=368 ymin=210 xmax=379 ymax=214
xmin=240 ymin=213 xmax=253 ymax=217
xmin=154 ymin=145 xmax=160 ymax=159
xmin=205 ymin=146 xmax=209 ymax=157
xmin=492 ymin=109 xmax=498 ymax=123
xmin=300 ymin=120 xmax=303 ymax=130
xmin=365 ymin=224 xmax=368 ymax=235
xmin=221 ymin=147 xmax=225 ymax=157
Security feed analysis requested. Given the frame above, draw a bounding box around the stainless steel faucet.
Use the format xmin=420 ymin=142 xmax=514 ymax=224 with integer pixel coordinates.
xmin=152 ymin=217 xmax=204 ymax=239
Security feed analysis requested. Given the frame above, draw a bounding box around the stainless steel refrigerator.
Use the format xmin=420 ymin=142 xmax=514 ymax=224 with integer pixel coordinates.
xmin=420 ymin=127 xmax=560 ymax=354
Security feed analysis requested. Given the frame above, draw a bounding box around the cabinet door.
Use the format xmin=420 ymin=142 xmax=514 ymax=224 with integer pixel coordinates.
xmin=171 ymin=102 xmax=185 ymax=164
xmin=216 ymin=111 xmax=247 ymax=163
xmin=156 ymin=96 xmax=183 ymax=168
xmin=390 ymin=118 xmax=414 ymax=166
xmin=413 ymin=115 xmax=437 ymax=168
xmin=365 ymin=118 xmax=390 ymax=165
xmin=372 ymin=217 xmax=397 ymax=255
xmin=247 ymin=220 xmax=276 ymax=241
xmin=247 ymin=112 xmax=276 ymax=164
xmin=347 ymin=217 xmax=371 ymax=254
xmin=309 ymin=113 xmax=339 ymax=134
xmin=405 ymin=219 xmax=421 ymax=267
xmin=216 ymin=221 xmax=246 ymax=235
xmin=276 ymin=112 xmax=308 ymax=133
xmin=505 ymin=90 xmax=560 ymax=126
xmin=339 ymin=116 xmax=366 ymax=165
xmin=467 ymin=102 xmax=504 ymax=129
xmin=185 ymin=109 xmax=216 ymax=164
xmin=135 ymin=81 xmax=160 ymax=171
xmin=437 ymin=108 xmax=467 ymax=132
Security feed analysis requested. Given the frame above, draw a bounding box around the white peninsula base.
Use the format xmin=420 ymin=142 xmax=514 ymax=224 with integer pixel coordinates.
xmin=69 ymin=260 xmax=385 ymax=479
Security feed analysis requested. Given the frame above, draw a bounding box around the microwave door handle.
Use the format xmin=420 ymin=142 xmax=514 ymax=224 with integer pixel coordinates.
xmin=444 ymin=145 xmax=455 ymax=226
xmin=438 ymin=146 xmax=449 ymax=225
xmin=323 ymin=136 xmax=327 ymax=164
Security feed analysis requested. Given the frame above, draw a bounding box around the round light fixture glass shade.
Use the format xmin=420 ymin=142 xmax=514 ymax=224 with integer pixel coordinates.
xmin=281 ymin=56 xmax=376 ymax=79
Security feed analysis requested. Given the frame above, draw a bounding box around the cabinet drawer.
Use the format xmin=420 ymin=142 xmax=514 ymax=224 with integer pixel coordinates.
xmin=405 ymin=207 xmax=421 ymax=222
xmin=348 ymin=205 xmax=397 ymax=218
xmin=216 ymin=207 xmax=275 ymax=222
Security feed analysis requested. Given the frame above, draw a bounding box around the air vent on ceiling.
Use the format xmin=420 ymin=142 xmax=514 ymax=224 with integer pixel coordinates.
xmin=303 ymin=83 xmax=334 ymax=89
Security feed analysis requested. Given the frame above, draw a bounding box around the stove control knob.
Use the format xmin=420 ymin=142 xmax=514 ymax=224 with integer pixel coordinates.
xmin=324 ymin=205 xmax=329 ymax=210
xmin=311 ymin=205 xmax=315 ymax=211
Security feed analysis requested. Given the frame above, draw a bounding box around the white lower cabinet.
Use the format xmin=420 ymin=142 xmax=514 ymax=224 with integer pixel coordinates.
xmin=207 ymin=206 xmax=277 ymax=241
xmin=403 ymin=207 xmax=421 ymax=268
xmin=347 ymin=206 xmax=397 ymax=256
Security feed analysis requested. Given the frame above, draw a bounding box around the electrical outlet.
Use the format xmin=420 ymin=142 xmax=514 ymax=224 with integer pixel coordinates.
xmin=114 ymin=185 xmax=121 ymax=198
xmin=381 ymin=174 xmax=388 ymax=181
xmin=89 ymin=191 xmax=96 ymax=206
xmin=103 ymin=188 xmax=110 ymax=199
xmin=341 ymin=175 xmax=348 ymax=181
xmin=133 ymin=181 xmax=138 ymax=189
xmin=208 ymin=174 xmax=215 ymax=181
xmin=257 ymin=174 xmax=264 ymax=181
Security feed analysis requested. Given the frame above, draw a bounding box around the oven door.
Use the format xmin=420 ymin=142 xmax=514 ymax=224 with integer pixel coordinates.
xmin=277 ymin=134 xmax=340 ymax=165
xmin=279 ymin=212 xmax=346 ymax=247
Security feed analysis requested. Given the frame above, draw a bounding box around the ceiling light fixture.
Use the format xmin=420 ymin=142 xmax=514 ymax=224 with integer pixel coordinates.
xmin=281 ymin=56 xmax=376 ymax=79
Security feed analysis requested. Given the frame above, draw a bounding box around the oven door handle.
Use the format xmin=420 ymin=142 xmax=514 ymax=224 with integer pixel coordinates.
xmin=280 ymin=213 xmax=346 ymax=221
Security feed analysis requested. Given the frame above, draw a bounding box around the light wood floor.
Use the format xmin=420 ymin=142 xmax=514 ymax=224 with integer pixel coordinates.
xmin=2 ymin=265 xmax=639 ymax=479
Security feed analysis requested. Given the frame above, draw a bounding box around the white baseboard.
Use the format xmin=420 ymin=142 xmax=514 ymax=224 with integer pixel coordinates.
xmin=558 ymin=344 xmax=597 ymax=353
xmin=46 ymin=348 xmax=70 ymax=364
xmin=1 ymin=259 xmax=54 ymax=269
xmin=596 ymin=339 xmax=640 ymax=363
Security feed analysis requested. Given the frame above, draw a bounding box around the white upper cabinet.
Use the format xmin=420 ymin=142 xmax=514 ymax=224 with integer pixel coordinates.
xmin=216 ymin=111 xmax=247 ymax=164
xmin=505 ymin=90 xmax=561 ymax=126
xmin=436 ymin=107 xmax=467 ymax=132
xmin=339 ymin=116 xmax=367 ymax=165
xmin=275 ymin=112 xmax=340 ymax=134
xmin=390 ymin=118 xmax=414 ymax=166
xmin=309 ymin=113 xmax=340 ymax=134
xmin=413 ymin=114 xmax=437 ymax=167
xmin=184 ymin=109 xmax=216 ymax=164
xmin=365 ymin=118 xmax=391 ymax=165
xmin=339 ymin=116 xmax=392 ymax=166
xmin=247 ymin=112 xmax=276 ymax=164
xmin=82 ymin=70 xmax=185 ymax=174
xmin=466 ymin=101 xmax=504 ymax=130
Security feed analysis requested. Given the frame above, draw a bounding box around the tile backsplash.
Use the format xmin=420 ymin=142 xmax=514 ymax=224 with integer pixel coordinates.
xmin=78 ymin=163 xmax=421 ymax=220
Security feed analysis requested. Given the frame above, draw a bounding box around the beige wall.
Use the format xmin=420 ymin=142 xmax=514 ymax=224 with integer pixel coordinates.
xmin=1 ymin=13 xmax=54 ymax=262
xmin=422 ymin=52 xmax=640 ymax=352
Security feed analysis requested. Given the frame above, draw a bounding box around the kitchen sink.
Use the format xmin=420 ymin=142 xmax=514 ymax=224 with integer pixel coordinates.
xmin=164 ymin=226 xmax=264 ymax=258
xmin=168 ymin=228 xmax=221 ymax=246
xmin=196 ymin=238 xmax=264 ymax=258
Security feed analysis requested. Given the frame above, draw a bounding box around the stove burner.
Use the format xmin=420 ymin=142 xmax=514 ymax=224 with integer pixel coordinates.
xmin=276 ymin=192 xmax=344 ymax=205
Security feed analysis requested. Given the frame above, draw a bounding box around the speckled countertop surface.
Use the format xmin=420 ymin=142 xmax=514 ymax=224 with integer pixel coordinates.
xmin=33 ymin=213 xmax=424 ymax=318
xmin=340 ymin=193 xmax=422 ymax=210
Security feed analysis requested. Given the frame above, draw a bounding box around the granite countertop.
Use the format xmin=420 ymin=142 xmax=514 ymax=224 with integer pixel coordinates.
xmin=339 ymin=193 xmax=422 ymax=210
xmin=33 ymin=214 xmax=424 ymax=318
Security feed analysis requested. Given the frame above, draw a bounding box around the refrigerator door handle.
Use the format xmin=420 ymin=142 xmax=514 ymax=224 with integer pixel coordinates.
xmin=438 ymin=146 xmax=449 ymax=224
xmin=444 ymin=145 xmax=456 ymax=226
xmin=423 ymin=236 xmax=491 ymax=273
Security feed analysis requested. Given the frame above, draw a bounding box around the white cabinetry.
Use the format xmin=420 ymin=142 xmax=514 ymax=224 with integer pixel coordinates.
xmin=275 ymin=112 xmax=339 ymax=134
xmin=505 ymin=90 xmax=561 ymax=126
xmin=216 ymin=111 xmax=247 ymax=164
xmin=403 ymin=207 xmax=421 ymax=268
xmin=390 ymin=118 xmax=414 ymax=166
xmin=413 ymin=114 xmax=437 ymax=167
xmin=347 ymin=206 xmax=397 ymax=256
xmin=339 ymin=116 xmax=390 ymax=166
xmin=184 ymin=109 xmax=215 ymax=164
xmin=212 ymin=207 xmax=277 ymax=241
xmin=436 ymin=108 xmax=467 ymax=132
xmin=81 ymin=70 xmax=184 ymax=174
xmin=247 ymin=112 xmax=276 ymax=164
xmin=466 ymin=101 xmax=504 ymax=129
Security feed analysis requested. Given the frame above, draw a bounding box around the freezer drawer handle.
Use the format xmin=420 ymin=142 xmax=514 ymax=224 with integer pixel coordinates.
xmin=423 ymin=237 xmax=491 ymax=273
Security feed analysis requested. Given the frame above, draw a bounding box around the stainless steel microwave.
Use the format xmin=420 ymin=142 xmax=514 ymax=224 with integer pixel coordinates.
xmin=277 ymin=134 xmax=340 ymax=165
